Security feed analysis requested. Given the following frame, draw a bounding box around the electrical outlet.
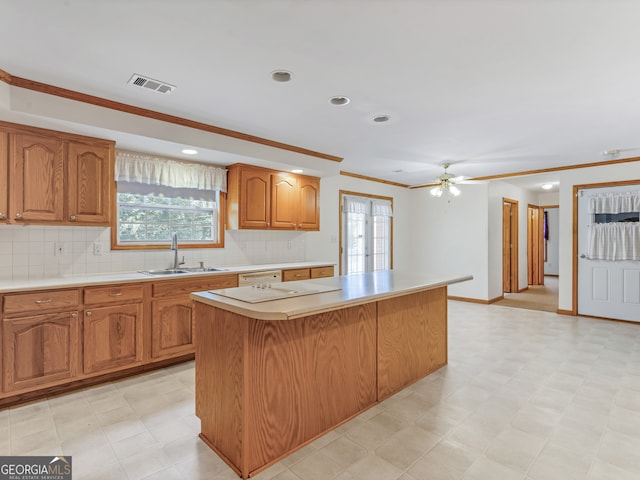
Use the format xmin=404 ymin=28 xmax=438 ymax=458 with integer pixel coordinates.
xmin=93 ymin=242 xmax=103 ymax=256
xmin=54 ymin=242 xmax=65 ymax=256
xmin=287 ymin=241 xmax=292 ymax=250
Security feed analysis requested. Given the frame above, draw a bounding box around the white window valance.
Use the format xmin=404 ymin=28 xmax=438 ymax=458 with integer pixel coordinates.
xmin=587 ymin=223 xmax=640 ymax=261
xmin=371 ymin=199 xmax=393 ymax=217
xmin=343 ymin=196 xmax=393 ymax=217
xmin=115 ymin=151 xmax=227 ymax=192
xmin=343 ymin=196 xmax=370 ymax=214
xmin=588 ymin=191 xmax=640 ymax=214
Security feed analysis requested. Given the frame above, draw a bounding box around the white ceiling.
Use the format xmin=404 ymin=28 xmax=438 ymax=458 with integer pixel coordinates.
xmin=1 ymin=0 xmax=639 ymax=190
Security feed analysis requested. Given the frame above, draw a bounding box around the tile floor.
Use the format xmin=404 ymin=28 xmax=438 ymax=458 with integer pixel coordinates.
xmin=3 ymin=301 xmax=640 ymax=479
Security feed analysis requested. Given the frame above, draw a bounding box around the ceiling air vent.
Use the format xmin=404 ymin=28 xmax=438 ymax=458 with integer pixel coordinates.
xmin=127 ymin=73 xmax=176 ymax=94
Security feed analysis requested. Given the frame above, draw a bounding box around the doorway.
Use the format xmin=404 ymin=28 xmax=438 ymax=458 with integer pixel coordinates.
xmin=527 ymin=205 xmax=544 ymax=286
xmin=503 ymin=199 xmax=518 ymax=293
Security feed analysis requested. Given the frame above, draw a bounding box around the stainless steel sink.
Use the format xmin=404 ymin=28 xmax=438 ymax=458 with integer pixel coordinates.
xmin=140 ymin=269 xmax=190 ymax=275
xmin=140 ymin=267 xmax=226 ymax=276
xmin=182 ymin=267 xmax=227 ymax=272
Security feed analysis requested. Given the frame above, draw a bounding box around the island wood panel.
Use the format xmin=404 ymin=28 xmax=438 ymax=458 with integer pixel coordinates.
xmin=246 ymin=303 xmax=377 ymax=474
xmin=195 ymin=304 xmax=246 ymax=476
xmin=195 ymin=302 xmax=377 ymax=478
xmin=377 ymin=287 xmax=448 ymax=400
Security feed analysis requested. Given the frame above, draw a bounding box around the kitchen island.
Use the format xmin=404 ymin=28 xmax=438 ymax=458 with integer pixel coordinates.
xmin=191 ymin=270 xmax=472 ymax=479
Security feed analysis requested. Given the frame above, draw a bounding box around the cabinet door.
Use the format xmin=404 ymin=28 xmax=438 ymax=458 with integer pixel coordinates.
xmin=298 ymin=176 xmax=320 ymax=230
xmin=3 ymin=311 xmax=79 ymax=392
xmin=239 ymin=168 xmax=271 ymax=229
xmin=83 ymin=303 xmax=143 ymax=374
xmin=271 ymin=172 xmax=298 ymax=229
xmin=10 ymin=133 xmax=65 ymax=222
xmin=151 ymin=297 xmax=195 ymax=359
xmin=0 ymin=131 xmax=8 ymax=223
xmin=67 ymin=141 xmax=112 ymax=224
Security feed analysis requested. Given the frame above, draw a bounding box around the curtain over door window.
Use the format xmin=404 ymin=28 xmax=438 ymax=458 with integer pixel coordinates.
xmin=342 ymin=193 xmax=393 ymax=275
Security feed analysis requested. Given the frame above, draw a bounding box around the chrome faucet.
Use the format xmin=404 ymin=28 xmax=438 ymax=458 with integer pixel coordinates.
xmin=170 ymin=232 xmax=185 ymax=269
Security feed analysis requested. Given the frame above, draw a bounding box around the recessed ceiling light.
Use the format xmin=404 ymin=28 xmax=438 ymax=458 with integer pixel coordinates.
xmin=541 ymin=183 xmax=553 ymax=190
xmin=291 ymin=169 xmax=303 ymax=174
xmin=182 ymin=149 xmax=198 ymax=155
xmin=329 ymin=96 xmax=350 ymax=106
xmin=373 ymin=115 xmax=391 ymax=123
xmin=271 ymin=70 xmax=293 ymax=82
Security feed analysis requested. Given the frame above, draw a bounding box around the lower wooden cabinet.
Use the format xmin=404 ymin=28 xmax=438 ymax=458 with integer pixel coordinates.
xmin=151 ymin=297 xmax=195 ymax=359
xmin=83 ymin=303 xmax=143 ymax=374
xmin=3 ymin=311 xmax=80 ymax=392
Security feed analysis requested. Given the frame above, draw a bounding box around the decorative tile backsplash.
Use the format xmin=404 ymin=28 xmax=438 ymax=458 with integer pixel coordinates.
xmin=0 ymin=226 xmax=307 ymax=281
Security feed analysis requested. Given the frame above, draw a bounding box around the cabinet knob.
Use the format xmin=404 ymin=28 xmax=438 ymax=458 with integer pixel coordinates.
xmin=71 ymin=313 xmax=78 ymax=319
xmin=69 ymin=215 xmax=77 ymax=221
xmin=0 ymin=212 xmax=5 ymax=220
xmin=86 ymin=311 xmax=92 ymax=317
xmin=15 ymin=213 xmax=23 ymax=220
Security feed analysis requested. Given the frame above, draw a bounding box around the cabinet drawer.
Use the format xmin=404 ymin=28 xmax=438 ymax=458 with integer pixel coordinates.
xmin=3 ymin=289 xmax=79 ymax=315
xmin=153 ymin=274 xmax=238 ymax=298
xmin=311 ymin=266 xmax=334 ymax=279
xmin=282 ymin=268 xmax=311 ymax=282
xmin=84 ymin=284 xmax=143 ymax=305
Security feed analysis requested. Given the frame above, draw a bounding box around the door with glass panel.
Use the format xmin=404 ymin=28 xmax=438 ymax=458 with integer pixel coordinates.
xmin=341 ymin=193 xmax=393 ymax=275
xmin=577 ymin=185 xmax=640 ymax=322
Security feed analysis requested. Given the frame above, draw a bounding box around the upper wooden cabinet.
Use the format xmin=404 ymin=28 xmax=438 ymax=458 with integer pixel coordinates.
xmin=227 ymin=164 xmax=320 ymax=231
xmin=10 ymin=132 xmax=65 ymax=223
xmin=0 ymin=121 xmax=114 ymax=226
xmin=67 ymin=141 xmax=112 ymax=224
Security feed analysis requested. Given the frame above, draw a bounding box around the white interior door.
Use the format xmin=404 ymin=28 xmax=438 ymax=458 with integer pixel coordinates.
xmin=577 ymin=186 xmax=640 ymax=322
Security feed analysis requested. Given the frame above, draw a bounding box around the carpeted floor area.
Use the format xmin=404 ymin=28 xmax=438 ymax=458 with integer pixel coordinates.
xmin=495 ymin=276 xmax=559 ymax=312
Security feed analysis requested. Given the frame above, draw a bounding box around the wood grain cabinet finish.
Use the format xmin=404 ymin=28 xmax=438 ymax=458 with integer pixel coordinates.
xmin=10 ymin=132 xmax=65 ymax=223
xmin=0 ymin=120 xmax=115 ymax=226
xmin=3 ymin=311 xmax=80 ymax=392
xmin=227 ymin=164 xmax=320 ymax=231
xmin=377 ymin=288 xmax=448 ymax=400
xmin=0 ymin=131 xmax=8 ymax=223
xmin=282 ymin=266 xmax=334 ymax=282
xmin=67 ymin=141 xmax=112 ymax=224
xmin=151 ymin=297 xmax=195 ymax=359
xmin=84 ymin=284 xmax=143 ymax=305
xmin=3 ymin=289 xmax=80 ymax=316
xmin=310 ymin=266 xmax=334 ymax=279
xmin=151 ymin=274 xmax=238 ymax=360
xmin=83 ymin=303 xmax=143 ymax=374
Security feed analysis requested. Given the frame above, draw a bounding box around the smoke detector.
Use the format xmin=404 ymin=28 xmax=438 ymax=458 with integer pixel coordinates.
xmin=127 ymin=73 xmax=176 ymax=94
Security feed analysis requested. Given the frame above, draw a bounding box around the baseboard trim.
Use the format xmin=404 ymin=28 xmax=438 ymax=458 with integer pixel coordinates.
xmin=518 ymin=286 xmax=529 ymax=293
xmin=448 ymin=295 xmax=504 ymax=305
xmin=557 ymin=309 xmax=574 ymax=315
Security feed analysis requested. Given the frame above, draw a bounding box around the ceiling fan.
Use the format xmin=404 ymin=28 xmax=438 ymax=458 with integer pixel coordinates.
xmin=430 ymin=163 xmax=465 ymax=197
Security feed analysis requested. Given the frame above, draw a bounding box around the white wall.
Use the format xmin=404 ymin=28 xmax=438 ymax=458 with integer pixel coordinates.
xmin=410 ymin=183 xmax=490 ymax=299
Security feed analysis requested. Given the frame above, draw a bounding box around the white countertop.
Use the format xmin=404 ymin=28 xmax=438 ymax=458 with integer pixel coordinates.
xmin=191 ymin=270 xmax=473 ymax=321
xmin=0 ymin=262 xmax=334 ymax=293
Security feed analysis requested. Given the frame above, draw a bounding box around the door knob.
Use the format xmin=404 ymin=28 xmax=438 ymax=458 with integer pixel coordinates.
xmin=580 ymin=254 xmax=587 ymax=258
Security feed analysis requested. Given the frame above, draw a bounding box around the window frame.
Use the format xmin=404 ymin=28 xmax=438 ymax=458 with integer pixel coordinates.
xmin=111 ymin=187 xmax=226 ymax=250
xmin=339 ymin=190 xmax=393 ymax=275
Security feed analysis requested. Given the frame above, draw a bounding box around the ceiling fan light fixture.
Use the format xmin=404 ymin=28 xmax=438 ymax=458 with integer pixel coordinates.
xmin=449 ymin=185 xmax=461 ymax=196
xmin=541 ymin=183 xmax=553 ymax=190
xmin=430 ymin=186 xmax=443 ymax=197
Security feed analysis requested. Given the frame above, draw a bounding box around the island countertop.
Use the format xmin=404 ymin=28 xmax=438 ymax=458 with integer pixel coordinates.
xmin=190 ymin=270 xmax=472 ymax=321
